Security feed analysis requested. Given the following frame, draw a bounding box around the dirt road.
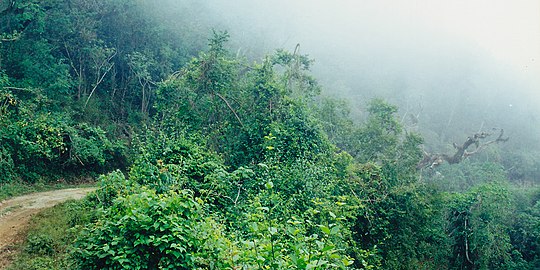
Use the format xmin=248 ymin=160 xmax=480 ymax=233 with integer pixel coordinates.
xmin=0 ymin=187 xmax=96 ymax=268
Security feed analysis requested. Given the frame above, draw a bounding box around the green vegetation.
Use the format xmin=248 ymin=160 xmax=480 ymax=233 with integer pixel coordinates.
xmin=0 ymin=181 xmax=93 ymax=201
xmin=6 ymin=200 xmax=96 ymax=270
xmin=1 ymin=1 xmax=539 ymax=269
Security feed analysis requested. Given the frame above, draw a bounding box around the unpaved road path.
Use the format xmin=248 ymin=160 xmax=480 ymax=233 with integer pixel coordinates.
xmin=0 ymin=187 xmax=96 ymax=269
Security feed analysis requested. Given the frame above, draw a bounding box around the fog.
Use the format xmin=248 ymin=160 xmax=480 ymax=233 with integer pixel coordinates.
xmin=153 ymin=0 xmax=540 ymax=151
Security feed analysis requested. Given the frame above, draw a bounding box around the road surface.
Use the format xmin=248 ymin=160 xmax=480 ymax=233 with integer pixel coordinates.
xmin=0 ymin=187 xmax=95 ymax=269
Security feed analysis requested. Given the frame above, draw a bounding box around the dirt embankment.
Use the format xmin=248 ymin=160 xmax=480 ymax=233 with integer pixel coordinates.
xmin=0 ymin=187 xmax=96 ymax=269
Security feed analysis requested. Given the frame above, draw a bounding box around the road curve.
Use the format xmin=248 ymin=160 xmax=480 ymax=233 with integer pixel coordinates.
xmin=0 ymin=187 xmax=96 ymax=269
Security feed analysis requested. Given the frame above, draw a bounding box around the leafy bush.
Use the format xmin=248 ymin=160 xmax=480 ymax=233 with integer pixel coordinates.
xmin=446 ymin=182 xmax=514 ymax=269
xmin=231 ymin=193 xmax=359 ymax=269
xmin=0 ymin=98 xmax=124 ymax=182
xmin=7 ymin=257 xmax=68 ymax=270
xmin=0 ymin=145 xmax=16 ymax=184
xmin=72 ymin=189 xmax=231 ymax=270
xmin=25 ymin=235 xmax=55 ymax=256
xmin=87 ymin=170 xmax=134 ymax=208
xmin=129 ymin=127 xmax=228 ymax=197
xmin=73 ymin=184 xmax=365 ymax=269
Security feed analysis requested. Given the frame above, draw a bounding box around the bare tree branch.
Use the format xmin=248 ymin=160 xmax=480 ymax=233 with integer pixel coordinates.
xmin=215 ymin=92 xmax=244 ymax=128
xmin=0 ymin=37 xmax=18 ymax=42
xmin=84 ymin=50 xmax=117 ymax=109
xmin=417 ymin=129 xmax=509 ymax=169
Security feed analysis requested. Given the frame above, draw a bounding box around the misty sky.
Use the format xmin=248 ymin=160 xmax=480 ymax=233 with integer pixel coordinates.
xmin=214 ymin=0 xmax=540 ymax=86
xmin=155 ymin=0 xmax=540 ymax=147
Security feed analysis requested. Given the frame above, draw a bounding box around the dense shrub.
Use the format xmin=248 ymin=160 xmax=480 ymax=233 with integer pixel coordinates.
xmin=73 ymin=189 xmax=231 ymax=270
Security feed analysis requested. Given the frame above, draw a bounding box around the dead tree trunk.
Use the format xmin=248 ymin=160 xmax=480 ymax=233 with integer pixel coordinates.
xmin=417 ymin=129 xmax=509 ymax=169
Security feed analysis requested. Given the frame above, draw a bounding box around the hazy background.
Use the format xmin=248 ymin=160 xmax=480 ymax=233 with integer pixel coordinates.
xmin=151 ymin=0 xmax=540 ymax=154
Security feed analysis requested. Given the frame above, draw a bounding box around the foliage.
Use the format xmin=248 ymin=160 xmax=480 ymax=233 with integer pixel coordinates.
xmin=338 ymin=162 xmax=444 ymax=269
xmin=446 ymin=182 xmax=514 ymax=269
xmin=231 ymin=194 xmax=359 ymax=269
xmin=87 ymin=170 xmax=134 ymax=208
xmin=2 ymin=2 xmax=539 ymax=269
xmin=73 ymin=184 xmax=364 ymax=270
xmin=0 ymin=0 xmax=213 ymax=184
xmin=429 ymin=161 xmax=508 ymax=192
xmin=507 ymin=188 xmax=540 ymax=269
xmin=73 ymin=189 xmax=231 ymax=270
xmin=313 ymin=97 xmax=355 ymax=150
xmin=155 ymin=33 xmax=331 ymax=168
xmin=503 ymin=151 xmax=540 ymax=185
xmin=129 ymin=127 xmax=227 ymax=196
xmin=0 ymin=98 xmax=123 ymax=182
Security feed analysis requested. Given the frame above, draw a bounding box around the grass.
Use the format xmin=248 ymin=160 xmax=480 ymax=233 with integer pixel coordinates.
xmin=0 ymin=179 xmax=95 ymax=201
xmin=0 ymin=204 xmax=23 ymax=217
xmin=6 ymin=199 xmax=97 ymax=270
xmin=0 ymin=182 xmax=55 ymax=201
